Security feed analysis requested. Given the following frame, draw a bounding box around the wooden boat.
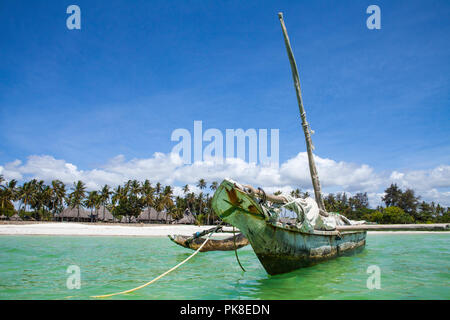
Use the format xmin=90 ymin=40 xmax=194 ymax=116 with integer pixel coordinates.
xmin=210 ymin=13 xmax=450 ymax=275
xmin=211 ymin=179 xmax=367 ymax=275
xmin=168 ymin=232 xmax=249 ymax=252
xmin=211 ymin=13 xmax=368 ymax=275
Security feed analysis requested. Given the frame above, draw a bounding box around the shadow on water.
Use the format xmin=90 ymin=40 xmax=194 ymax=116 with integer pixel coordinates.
xmin=232 ymin=248 xmax=372 ymax=300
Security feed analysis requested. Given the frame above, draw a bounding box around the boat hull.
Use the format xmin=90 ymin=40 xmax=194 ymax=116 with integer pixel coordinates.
xmin=212 ymin=180 xmax=366 ymax=275
xmin=168 ymin=233 xmax=249 ymax=252
xmin=244 ymin=220 xmax=366 ymax=275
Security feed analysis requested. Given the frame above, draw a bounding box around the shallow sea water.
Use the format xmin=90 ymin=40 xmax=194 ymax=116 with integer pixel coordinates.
xmin=0 ymin=233 xmax=448 ymax=299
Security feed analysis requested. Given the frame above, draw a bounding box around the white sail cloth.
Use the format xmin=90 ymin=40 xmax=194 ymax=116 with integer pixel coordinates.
xmin=277 ymin=196 xmax=365 ymax=232
xmin=226 ymin=179 xmax=365 ymax=232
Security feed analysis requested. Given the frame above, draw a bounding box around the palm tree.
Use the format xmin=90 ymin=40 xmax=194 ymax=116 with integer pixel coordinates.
xmin=85 ymin=191 xmax=99 ymax=222
xmin=290 ymin=188 xmax=301 ymax=199
xmin=210 ymin=181 xmax=218 ymax=191
xmin=174 ymin=196 xmax=186 ymax=219
xmin=197 ymin=179 xmax=207 ymax=190
xmin=167 ymin=203 xmax=182 ymax=222
xmin=109 ymin=195 xmax=119 ymax=222
xmin=2 ymin=179 xmax=18 ymax=205
xmin=0 ymin=179 xmax=18 ymax=216
xmin=197 ymin=192 xmax=204 ymax=221
xmin=155 ymin=182 xmax=162 ymax=195
xmin=50 ymin=180 xmax=66 ymax=220
xmin=161 ymin=186 xmax=174 ymax=223
xmin=69 ymin=181 xmax=86 ymax=222
xmin=196 ymin=179 xmax=207 ymax=221
xmin=94 ymin=192 xmax=101 ymax=221
xmin=99 ymin=185 xmax=112 ymax=221
xmin=130 ymin=180 xmax=141 ymax=197
xmin=112 ymin=185 xmax=131 ymax=222
xmin=31 ymin=181 xmax=51 ymax=220
xmin=112 ymin=185 xmax=125 ymax=203
xmin=141 ymin=180 xmax=154 ymax=221
xmin=185 ymin=192 xmax=195 ymax=214
xmin=207 ymin=181 xmax=219 ymax=224
xmin=154 ymin=194 xmax=165 ymax=221
xmin=111 ymin=185 xmax=125 ymax=221
xmin=18 ymin=182 xmax=34 ymax=214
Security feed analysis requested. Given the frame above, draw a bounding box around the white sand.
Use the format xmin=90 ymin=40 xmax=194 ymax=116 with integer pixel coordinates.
xmin=0 ymin=222 xmax=447 ymax=237
xmin=0 ymin=222 xmax=225 ymax=237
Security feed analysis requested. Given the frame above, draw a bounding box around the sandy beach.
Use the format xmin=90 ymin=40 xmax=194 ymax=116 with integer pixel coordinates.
xmin=0 ymin=222 xmax=226 ymax=237
xmin=0 ymin=222 xmax=448 ymax=237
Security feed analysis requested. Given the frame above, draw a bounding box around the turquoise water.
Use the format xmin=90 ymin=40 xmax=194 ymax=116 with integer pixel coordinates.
xmin=0 ymin=234 xmax=448 ymax=299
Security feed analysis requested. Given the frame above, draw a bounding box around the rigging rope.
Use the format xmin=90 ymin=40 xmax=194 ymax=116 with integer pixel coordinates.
xmin=91 ymin=225 xmax=221 ymax=299
xmin=232 ymin=226 xmax=246 ymax=272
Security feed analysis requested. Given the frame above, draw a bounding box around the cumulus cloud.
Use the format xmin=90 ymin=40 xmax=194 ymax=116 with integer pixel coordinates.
xmin=280 ymin=153 xmax=382 ymax=192
xmin=1 ymin=152 xmax=449 ymax=206
xmin=389 ymin=165 xmax=450 ymax=190
xmin=386 ymin=166 xmax=450 ymax=206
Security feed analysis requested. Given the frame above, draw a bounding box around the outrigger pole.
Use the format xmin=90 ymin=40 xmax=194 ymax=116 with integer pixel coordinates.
xmin=278 ymin=12 xmax=326 ymax=212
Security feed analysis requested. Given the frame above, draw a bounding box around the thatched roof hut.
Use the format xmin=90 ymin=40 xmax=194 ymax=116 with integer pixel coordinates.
xmin=0 ymin=214 xmax=8 ymax=220
xmin=59 ymin=207 xmax=94 ymax=221
xmin=97 ymin=206 xmax=114 ymax=222
xmin=9 ymin=213 xmax=22 ymax=221
xmin=174 ymin=209 xmax=196 ymax=224
xmin=137 ymin=208 xmax=173 ymax=223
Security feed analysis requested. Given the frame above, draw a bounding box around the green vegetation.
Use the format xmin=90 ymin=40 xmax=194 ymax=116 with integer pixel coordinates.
xmin=321 ymin=184 xmax=449 ymax=224
xmin=0 ymin=175 xmax=219 ymax=224
xmin=0 ymin=174 xmax=448 ymax=224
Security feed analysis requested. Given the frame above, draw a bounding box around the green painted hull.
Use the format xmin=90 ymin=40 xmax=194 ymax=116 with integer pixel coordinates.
xmin=212 ymin=180 xmax=366 ymax=275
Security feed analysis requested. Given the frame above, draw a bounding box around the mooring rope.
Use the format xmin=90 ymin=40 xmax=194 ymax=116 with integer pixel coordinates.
xmin=232 ymin=226 xmax=246 ymax=272
xmin=91 ymin=225 xmax=221 ymax=299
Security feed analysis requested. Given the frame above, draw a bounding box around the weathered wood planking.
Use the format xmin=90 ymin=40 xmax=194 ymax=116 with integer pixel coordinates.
xmin=212 ymin=179 xmax=367 ymax=275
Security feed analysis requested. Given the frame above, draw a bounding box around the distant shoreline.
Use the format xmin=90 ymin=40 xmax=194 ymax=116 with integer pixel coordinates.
xmin=0 ymin=222 xmax=218 ymax=237
xmin=0 ymin=222 xmax=448 ymax=237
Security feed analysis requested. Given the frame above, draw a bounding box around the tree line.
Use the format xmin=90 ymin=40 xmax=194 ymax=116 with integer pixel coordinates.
xmin=322 ymin=184 xmax=449 ymax=224
xmin=0 ymin=175 xmax=219 ymax=224
xmin=0 ymin=174 xmax=448 ymax=224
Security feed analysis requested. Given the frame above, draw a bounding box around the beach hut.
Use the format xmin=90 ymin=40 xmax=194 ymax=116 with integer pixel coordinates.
xmin=137 ymin=208 xmax=173 ymax=224
xmin=9 ymin=213 xmax=22 ymax=221
xmin=0 ymin=214 xmax=7 ymax=220
xmin=59 ymin=207 xmax=93 ymax=222
xmin=97 ymin=206 xmax=114 ymax=222
xmin=174 ymin=209 xmax=196 ymax=225
xmin=137 ymin=208 xmax=157 ymax=223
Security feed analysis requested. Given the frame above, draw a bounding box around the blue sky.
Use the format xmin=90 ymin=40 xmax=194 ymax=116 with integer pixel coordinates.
xmin=0 ymin=1 xmax=449 ymax=205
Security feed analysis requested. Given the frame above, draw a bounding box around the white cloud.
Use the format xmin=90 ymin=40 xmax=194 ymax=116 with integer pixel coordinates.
xmin=390 ymin=165 xmax=450 ymax=190
xmin=280 ymin=153 xmax=382 ymax=192
xmin=1 ymin=152 xmax=449 ymax=207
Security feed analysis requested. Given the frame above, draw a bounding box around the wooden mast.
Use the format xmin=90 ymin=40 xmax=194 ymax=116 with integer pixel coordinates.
xmin=278 ymin=12 xmax=326 ymax=212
